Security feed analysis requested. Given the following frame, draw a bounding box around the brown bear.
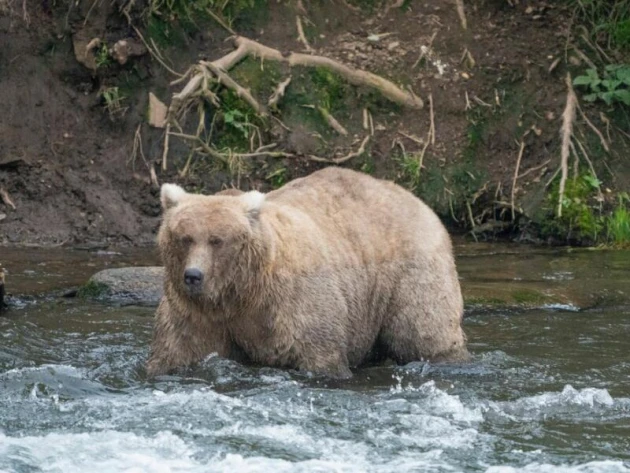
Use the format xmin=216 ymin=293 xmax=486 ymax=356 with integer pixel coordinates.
xmin=146 ymin=167 xmax=468 ymax=378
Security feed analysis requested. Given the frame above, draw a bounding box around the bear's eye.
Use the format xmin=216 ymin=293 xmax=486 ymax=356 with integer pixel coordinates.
xmin=209 ymin=237 xmax=223 ymax=247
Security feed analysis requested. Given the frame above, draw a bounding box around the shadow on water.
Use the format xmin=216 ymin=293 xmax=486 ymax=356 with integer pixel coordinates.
xmin=0 ymin=243 xmax=629 ymax=472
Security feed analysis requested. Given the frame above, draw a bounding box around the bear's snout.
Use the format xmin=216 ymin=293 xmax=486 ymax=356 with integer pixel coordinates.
xmin=184 ymin=268 xmax=204 ymax=290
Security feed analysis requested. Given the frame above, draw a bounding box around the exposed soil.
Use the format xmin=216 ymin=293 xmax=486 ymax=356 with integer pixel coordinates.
xmin=0 ymin=0 xmax=627 ymax=247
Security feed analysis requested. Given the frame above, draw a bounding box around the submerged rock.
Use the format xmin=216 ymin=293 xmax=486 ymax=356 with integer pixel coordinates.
xmin=82 ymin=267 xmax=164 ymax=306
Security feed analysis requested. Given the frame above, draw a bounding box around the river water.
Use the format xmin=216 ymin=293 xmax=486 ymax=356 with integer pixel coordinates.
xmin=0 ymin=244 xmax=629 ymax=472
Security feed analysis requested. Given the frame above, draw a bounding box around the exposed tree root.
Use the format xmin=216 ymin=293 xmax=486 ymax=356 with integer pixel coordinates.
xmin=558 ymin=73 xmax=577 ymax=218
xmin=455 ymin=0 xmax=467 ymax=30
xmin=169 ymin=35 xmax=423 ymax=119
xmin=296 ymin=16 xmax=313 ymax=52
xmin=318 ymin=107 xmax=348 ymax=136
xmin=268 ymin=76 xmax=292 ymax=109
xmin=162 ymin=35 xmax=422 ymax=169
xmin=202 ymin=61 xmax=267 ymax=116
xmin=510 ymin=141 xmax=525 ymax=221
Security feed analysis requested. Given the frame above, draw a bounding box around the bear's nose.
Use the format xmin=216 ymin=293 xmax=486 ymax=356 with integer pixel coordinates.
xmin=184 ymin=268 xmax=204 ymax=287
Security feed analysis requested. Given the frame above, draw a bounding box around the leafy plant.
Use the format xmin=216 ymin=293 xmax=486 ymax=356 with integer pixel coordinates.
xmin=100 ymin=87 xmax=127 ymax=119
xmin=266 ymin=167 xmax=287 ymax=189
xmin=543 ymin=173 xmax=604 ymax=243
xmin=223 ymin=109 xmax=250 ymax=140
xmin=95 ymin=43 xmax=111 ymax=69
xmin=573 ymin=65 xmax=630 ymax=106
xmin=572 ymin=0 xmax=630 ymax=51
xmin=606 ymin=193 xmax=630 ymax=246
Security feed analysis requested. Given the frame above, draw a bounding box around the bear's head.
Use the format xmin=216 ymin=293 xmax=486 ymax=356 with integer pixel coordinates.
xmin=158 ymin=184 xmax=266 ymax=302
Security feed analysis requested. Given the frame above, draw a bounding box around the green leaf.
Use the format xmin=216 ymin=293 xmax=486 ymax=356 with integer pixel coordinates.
xmin=584 ymin=93 xmax=599 ymax=102
xmin=613 ymin=89 xmax=630 ymax=105
xmin=602 ymin=79 xmax=622 ymax=91
xmin=601 ymin=91 xmax=615 ymax=105
xmin=584 ymin=174 xmax=602 ymax=189
xmin=586 ymin=68 xmax=600 ymax=80
xmin=573 ymin=75 xmax=593 ymax=86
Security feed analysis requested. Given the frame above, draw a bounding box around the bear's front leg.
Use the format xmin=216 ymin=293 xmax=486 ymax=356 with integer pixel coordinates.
xmin=146 ymin=297 xmax=231 ymax=377
xmin=296 ymin=343 xmax=353 ymax=379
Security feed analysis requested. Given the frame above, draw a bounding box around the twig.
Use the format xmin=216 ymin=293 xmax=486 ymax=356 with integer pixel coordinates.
xmin=205 ymin=7 xmax=236 ymax=35
xmin=517 ymin=159 xmax=551 ymax=179
xmin=577 ymin=105 xmax=609 ymax=153
xmin=429 ymin=93 xmax=435 ymax=146
xmin=150 ymin=164 xmax=159 ymax=188
xmin=510 ymin=141 xmax=525 ymax=221
xmin=21 ymin=0 xmax=29 ymax=26
xmin=162 ymin=124 xmax=171 ymax=171
xmin=572 ymin=46 xmax=597 ymax=72
xmin=574 ymin=137 xmax=604 ymax=202
xmin=268 ymin=76 xmax=292 ymax=109
xmin=203 ymin=61 xmax=268 ymax=116
xmin=318 ymin=107 xmax=348 ymax=135
xmin=416 ymin=93 xmax=435 ymax=175
xmin=308 ymin=135 xmax=370 ymax=164
xmin=131 ymin=25 xmax=182 ymax=77
xmin=455 ymin=0 xmax=467 ymax=30
xmin=413 ymin=32 xmax=437 ymax=68
xmin=82 ymin=0 xmax=99 ymax=27
xmin=296 ymin=16 xmax=313 ymax=52
xmin=169 ymin=132 xmax=295 ymax=159
xmin=558 ymin=73 xmax=577 ymax=217
xmin=0 ymin=187 xmax=16 ymax=210
xmin=398 ymin=131 xmax=423 ymax=145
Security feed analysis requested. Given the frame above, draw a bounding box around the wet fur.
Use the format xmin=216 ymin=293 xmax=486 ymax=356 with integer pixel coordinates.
xmin=146 ymin=168 xmax=469 ymax=378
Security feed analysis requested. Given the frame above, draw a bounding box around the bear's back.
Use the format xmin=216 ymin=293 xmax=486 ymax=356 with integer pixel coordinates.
xmin=265 ymin=167 xmax=450 ymax=261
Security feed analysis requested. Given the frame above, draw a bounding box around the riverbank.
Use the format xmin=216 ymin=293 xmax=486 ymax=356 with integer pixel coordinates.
xmin=0 ymin=1 xmax=628 ymax=248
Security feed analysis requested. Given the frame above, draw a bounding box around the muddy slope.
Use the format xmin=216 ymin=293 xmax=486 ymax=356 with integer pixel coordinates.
xmin=0 ymin=1 xmax=627 ymax=247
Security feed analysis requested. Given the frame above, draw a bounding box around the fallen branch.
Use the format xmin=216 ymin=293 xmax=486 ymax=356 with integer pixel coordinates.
xmin=558 ymin=73 xmax=577 ymax=218
xmin=510 ymin=141 xmax=525 ymax=221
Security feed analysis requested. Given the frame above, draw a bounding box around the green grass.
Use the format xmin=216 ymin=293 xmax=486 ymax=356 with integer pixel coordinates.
xmin=100 ymin=87 xmax=127 ymax=119
xmin=95 ymin=43 xmax=111 ymax=69
xmin=571 ymin=0 xmax=630 ymax=51
xmin=606 ymin=193 xmax=630 ymax=246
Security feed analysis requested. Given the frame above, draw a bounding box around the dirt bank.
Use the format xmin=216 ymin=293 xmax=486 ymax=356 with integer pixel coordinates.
xmin=0 ymin=0 xmax=628 ymax=247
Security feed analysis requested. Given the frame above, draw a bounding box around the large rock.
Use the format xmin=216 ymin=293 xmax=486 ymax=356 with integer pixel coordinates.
xmin=82 ymin=267 xmax=164 ymax=306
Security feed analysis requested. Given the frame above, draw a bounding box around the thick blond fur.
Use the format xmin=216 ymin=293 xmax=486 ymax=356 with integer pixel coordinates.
xmin=146 ymin=168 xmax=468 ymax=378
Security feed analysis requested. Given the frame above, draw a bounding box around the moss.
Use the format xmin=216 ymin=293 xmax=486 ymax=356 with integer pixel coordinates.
xmin=511 ymin=289 xmax=549 ymax=305
xmin=77 ymin=281 xmax=110 ymax=299
xmin=230 ymin=58 xmax=284 ymax=99
xmin=464 ymin=296 xmax=510 ymax=307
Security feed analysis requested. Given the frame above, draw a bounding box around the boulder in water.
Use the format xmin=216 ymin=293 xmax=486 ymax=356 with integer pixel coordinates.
xmin=81 ymin=267 xmax=164 ymax=306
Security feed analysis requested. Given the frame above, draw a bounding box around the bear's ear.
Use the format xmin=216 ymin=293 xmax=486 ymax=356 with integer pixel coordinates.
xmin=241 ymin=190 xmax=265 ymax=221
xmin=161 ymin=183 xmax=187 ymax=210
